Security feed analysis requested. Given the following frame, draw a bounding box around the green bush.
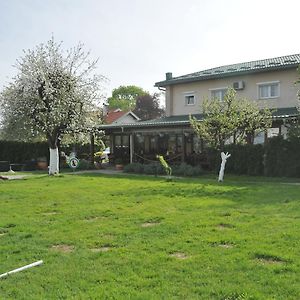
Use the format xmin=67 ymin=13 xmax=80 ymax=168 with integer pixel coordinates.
xmin=124 ymin=163 xmax=144 ymax=173
xmin=124 ymin=162 xmax=203 ymax=177
xmin=77 ymin=159 xmax=93 ymax=170
xmin=264 ymin=136 xmax=300 ymax=177
xmin=173 ymin=163 xmax=204 ymax=177
xmin=124 ymin=162 xmax=164 ymax=175
xmin=0 ymin=140 xmax=92 ymax=165
xmin=0 ymin=140 xmax=49 ymax=163
xmin=224 ymin=144 xmax=264 ymax=176
xmin=143 ymin=163 xmax=164 ymax=175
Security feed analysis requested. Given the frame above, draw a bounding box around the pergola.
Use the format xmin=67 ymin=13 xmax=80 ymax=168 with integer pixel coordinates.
xmin=95 ymin=107 xmax=299 ymax=166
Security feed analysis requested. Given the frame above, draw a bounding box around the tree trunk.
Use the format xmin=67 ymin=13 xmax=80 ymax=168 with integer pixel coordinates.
xmin=49 ymin=147 xmax=59 ymax=175
xmin=218 ymin=152 xmax=231 ymax=182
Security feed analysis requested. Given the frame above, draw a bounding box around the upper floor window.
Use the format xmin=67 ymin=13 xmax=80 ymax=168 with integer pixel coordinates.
xmin=210 ymin=88 xmax=227 ymax=101
xmin=257 ymin=81 xmax=280 ymax=99
xmin=184 ymin=93 xmax=195 ymax=106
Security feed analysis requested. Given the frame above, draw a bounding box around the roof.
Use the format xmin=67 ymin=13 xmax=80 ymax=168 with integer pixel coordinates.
xmin=104 ymin=109 xmax=140 ymax=124
xmin=99 ymin=107 xmax=299 ymax=130
xmin=155 ymin=54 xmax=300 ymax=87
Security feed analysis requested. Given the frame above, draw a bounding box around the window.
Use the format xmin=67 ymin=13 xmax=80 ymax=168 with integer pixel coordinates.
xmin=184 ymin=94 xmax=195 ymax=105
xmin=168 ymin=135 xmax=176 ymax=153
xmin=254 ymin=131 xmax=265 ymax=144
xmin=258 ymin=82 xmax=279 ymax=99
xmin=149 ymin=136 xmax=157 ymax=153
xmin=115 ymin=135 xmax=121 ymax=147
xmin=267 ymin=127 xmax=280 ymax=138
xmin=210 ymin=88 xmax=227 ymax=101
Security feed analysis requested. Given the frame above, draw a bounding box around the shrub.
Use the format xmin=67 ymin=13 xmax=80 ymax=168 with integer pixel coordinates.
xmin=124 ymin=162 xmax=203 ymax=177
xmin=0 ymin=140 xmax=49 ymax=163
xmin=224 ymin=144 xmax=264 ymax=176
xmin=124 ymin=163 xmax=144 ymax=173
xmin=77 ymin=159 xmax=93 ymax=170
xmin=0 ymin=140 xmax=94 ymax=165
xmin=143 ymin=163 xmax=164 ymax=175
xmin=264 ymin=136 xmax=300 ymax=177
xmin=172 ymin=163 xmax=204 ymax=177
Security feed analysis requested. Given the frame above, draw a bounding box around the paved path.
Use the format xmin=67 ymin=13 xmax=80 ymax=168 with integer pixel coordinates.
xmin=0 ymin=175 xmax=27 ymax=180
xmin=67 ymin=169 xmax=124 ymax=175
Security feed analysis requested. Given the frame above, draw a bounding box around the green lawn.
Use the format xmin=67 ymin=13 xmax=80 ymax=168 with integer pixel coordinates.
xmin=0 ymin=173 xmax=299 ymax=299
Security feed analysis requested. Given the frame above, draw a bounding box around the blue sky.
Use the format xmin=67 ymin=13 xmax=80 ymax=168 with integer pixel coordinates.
xmin=0 ymin=0 xmax=299 ymax=100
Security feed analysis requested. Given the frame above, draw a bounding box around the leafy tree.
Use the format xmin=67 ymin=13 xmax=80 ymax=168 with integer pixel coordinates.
xmin=287 ymin=65 xmax=300 ymax=140
xmin=190 ymin=88 xmax=272 ymax=150
xmin=133 ymin=93 xmax=165 ymax=120
xmin=107 ymin=85 xmax=147 ymax=110
xmin=0 ymin=37 xmax=104 ymax=174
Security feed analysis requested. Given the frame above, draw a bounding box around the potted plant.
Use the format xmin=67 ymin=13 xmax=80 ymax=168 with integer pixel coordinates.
xmin=115 ymin=158 xmax=124 ymax=170
xmin=37 ymin=157 xmax=48 ymax=170
xmin=94 ymin=150 xmax=103 ymax=169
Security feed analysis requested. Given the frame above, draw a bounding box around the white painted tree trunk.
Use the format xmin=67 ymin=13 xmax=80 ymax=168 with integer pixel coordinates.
xmin=218 ymin=152 xmax=231 ymax=182
xmin=49 ymin=147 xmax=59 ymax=175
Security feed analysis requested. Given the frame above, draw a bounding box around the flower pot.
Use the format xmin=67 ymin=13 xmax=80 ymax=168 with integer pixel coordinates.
xmin=115 ymin=164 xmax=124 ymax=171
xmin=37 ymin=161 xmax=48 ymax=170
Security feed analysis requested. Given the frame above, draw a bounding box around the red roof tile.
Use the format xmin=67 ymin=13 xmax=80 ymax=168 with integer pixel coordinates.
xmin=105 ymin=110 xmax=129 ymax=124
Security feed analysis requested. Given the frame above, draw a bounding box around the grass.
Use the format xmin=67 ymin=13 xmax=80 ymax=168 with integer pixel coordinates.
xmin=0 ymin=172 xmax=300 ymax=299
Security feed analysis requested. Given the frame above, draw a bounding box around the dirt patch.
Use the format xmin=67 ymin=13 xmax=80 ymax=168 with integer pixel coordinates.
xmin=51 ymin=244 xmax=74 ymax=253
xmin=218 ymin=223 xmax=234 ymax=230
xmin=218 ymin=243 xmax=234 ymax=249
xmin=256 ymin=258 xmax=284 ymax=265
xmin=170 ymin=252 xmax=189 ymax=259
xmin=254 ymin=253 xmax=287 ymax=265
xmin=254 ymin=254 xmax=285 ymax=265
xmin=84 ymin=216 xmax=100 ymax=222
xmin=42 ymin=211 xmax=58 ymax=216
xmin=141 ymin=222 xmax=160 ymax=227
xmin=90 ymin=247 xmax=111 ymax=253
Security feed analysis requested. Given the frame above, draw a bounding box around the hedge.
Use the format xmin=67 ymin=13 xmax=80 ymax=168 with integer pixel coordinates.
xmin=206 ymin=137 xmax=300 ymax=177
xmin=124 ymin=162 xmax=204 ymax=177
xmin=0 ymin=141 xmax=49 ymax=164
xmin=1 ymin=137 xmax=300 ymax=177
xmin=264 ymin=136 xmax=300 ymax=177
xmin=0 ymin=140 xmax=92 ymax=164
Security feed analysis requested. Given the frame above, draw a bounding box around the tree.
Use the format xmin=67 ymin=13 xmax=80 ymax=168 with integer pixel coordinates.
xmin=0 ymin=37 xmax=104 ymax=174
xmin=287 ymin=65 xmax=300 ymax=140
xmin=133 ymin=93 xmax=165 ymax=120
xmin=107 ymin=85 xmax=147 ymax=110
xmin=190 ymin=88 xmax=272 ymax=150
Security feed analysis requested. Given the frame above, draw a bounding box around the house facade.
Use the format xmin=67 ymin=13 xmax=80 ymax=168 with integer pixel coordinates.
xmin=99 ymin=54 xmax=300 ymax=165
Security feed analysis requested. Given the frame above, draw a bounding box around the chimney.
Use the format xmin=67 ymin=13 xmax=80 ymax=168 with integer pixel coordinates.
xmin=166 ymin=72 xmax=172 ymax=80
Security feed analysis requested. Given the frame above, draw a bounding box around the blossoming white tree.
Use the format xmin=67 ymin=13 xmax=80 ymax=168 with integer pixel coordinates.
xmin=0 ymin=37 xmax=104 ymax=174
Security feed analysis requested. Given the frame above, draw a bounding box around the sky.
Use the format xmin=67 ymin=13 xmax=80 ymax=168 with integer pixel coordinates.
xmin=0 ymin=0 xmax=299 ymax=104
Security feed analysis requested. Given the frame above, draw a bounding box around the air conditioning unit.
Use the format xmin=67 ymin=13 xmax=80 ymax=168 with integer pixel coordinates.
xmin=233 ymin=81 xmax=245 ymax=90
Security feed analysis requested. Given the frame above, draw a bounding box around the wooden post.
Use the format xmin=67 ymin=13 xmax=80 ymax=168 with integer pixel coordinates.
xmin=90 ymin=132 xmax=95 ymax=166
xmin=130 ymin=134 xmax=134 ymax=163
xmin=181 ymin=132 xmax=185 ymax=163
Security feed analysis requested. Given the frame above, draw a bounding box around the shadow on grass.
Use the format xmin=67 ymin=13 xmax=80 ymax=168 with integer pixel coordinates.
xmin=72 ymin=173 xmax=292 ymax=207
xmin=11 ymin=171 xmax=299 ymax=207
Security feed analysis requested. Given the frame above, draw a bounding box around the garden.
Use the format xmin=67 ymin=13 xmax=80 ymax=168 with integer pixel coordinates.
xmin=0 ymin=172 xmax=299 ymax=299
